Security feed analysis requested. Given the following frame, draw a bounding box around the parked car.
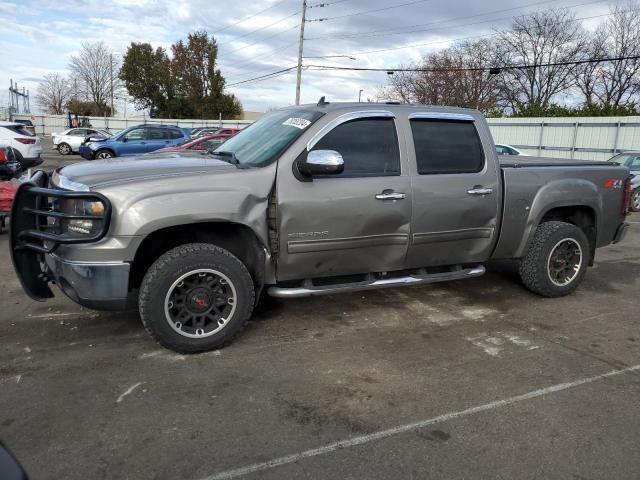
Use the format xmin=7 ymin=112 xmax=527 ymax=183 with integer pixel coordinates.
xmin=0 ymin=121 xmax=42 ymax=169
xmin=496 ymin=143 xmax=528 ymax=156
xmin=192 ymin=127 xmax=240 ymax=138
xmin=52 ymin=128 xmax=112 ymax=155
xmin=10 ymin=102 xmax=632 ymax=354
xmin=78 ymin=124 xmax=190 ymax=159
xmin=153 ymin=133 xmax=236 ymax=153
xmin=13 ymin=119 xmax=36 ymax=135
xmin=0 ymin=441 xmax=30 ymax=480
xmin=0 ymin=145 xmax=22 ymax=180
xmin=608 ymin=151 xmax=640 ymax=211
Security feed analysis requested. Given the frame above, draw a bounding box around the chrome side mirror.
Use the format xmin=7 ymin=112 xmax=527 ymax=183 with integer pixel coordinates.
xmin=301 ymin=150 xmax=344 ymax=176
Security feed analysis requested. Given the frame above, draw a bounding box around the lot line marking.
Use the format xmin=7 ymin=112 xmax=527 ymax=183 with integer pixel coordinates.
xmin=116 ymin=382 xmax=142 ymax=403
xmin=200 ymin=364 xmax=640 ymax=480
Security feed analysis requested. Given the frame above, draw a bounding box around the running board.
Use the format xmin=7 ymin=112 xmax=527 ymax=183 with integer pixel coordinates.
xmin=268 ymin=265 xmax=486 ymax=298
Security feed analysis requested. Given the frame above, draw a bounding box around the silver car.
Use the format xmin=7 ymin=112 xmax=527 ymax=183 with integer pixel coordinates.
xmin=52 ymin=128 xmax=112 ymax=155
xmin=608 ymin=152 xmax=640 ymax=211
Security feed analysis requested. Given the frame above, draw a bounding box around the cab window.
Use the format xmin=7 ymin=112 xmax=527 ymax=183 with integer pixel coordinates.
xmin=311 ymin=118 xmax=400 ymax=177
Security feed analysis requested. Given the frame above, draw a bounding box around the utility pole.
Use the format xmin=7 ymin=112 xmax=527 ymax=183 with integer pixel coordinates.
xmin=358 ymin=89 xmax=364 ymax=102
xmin=110 ymin=53 xmax=114 ymax=116
xmin=295 ymin=0 xmax=307 ymax=105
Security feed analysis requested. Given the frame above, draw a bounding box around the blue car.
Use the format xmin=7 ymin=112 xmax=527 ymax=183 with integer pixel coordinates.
xmin=79 ymin=124 xmax=189 ymax=160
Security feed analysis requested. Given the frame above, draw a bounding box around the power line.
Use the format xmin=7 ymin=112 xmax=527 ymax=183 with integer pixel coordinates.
xmin=326 ymin=10 xmax=616 ymax=57
xmin=226 ymin=67 xmax=297 ymax=87
xmin=308 ymin=0 xmax=354 ymax=8
xmin=211 ymin=0 xmax=292 ymax=35
xmin=306 ymin=0 xmax=568 ymax=40
xmin=217 ymin=11 xmax=299 ymax=47
xmin=221 ymin=24 xmax=299 ymax=56
xmin=223 ymin=40 xmax=299 ymax=72
xmin=305 ymin=54 xmax=640 ymax=73
xmin=307 ymin=0 xmax=434 ymax=21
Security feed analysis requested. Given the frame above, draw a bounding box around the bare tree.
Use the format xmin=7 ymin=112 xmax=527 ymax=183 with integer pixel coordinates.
xmin=36 ymin=73 xmax=71 ymax=114
xmin=577 ymin=2 xmax=640 ymax=107
xmin=496 ymin=9 xmax=585 ymax=111
xmin=379 ymin=39 xmax=501 ymax=112
xmin=69 ymin=42 xmax=122 ymax=111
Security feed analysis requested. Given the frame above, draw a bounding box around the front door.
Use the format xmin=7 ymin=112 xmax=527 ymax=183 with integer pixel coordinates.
xmin=276 ymin=113 xmax=412 ymax=281
xmin=120 ymin=127 xmax=148 ymax=156
xmin=404 ymin=113 xmax=500 ymax=268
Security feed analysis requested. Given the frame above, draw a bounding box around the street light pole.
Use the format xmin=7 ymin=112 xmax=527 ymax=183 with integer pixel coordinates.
xmin=295 ymin=0 xmax=307 ymax=105
xmin=358 ymin=89 xmax=364 ymax=102
xmin=110 ymin=53 xmax=114 ymax=116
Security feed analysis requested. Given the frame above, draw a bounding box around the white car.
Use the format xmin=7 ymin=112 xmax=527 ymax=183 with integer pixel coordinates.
xmin=496 ymin=143 xmax=529 ymax=156
xmin=0 ymin=121 xmax=43 ymax=169
xmin=52 ymin=128 xmax=111 ymax=155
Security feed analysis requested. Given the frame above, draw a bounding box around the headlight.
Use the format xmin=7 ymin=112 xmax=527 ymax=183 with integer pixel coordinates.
xmin=63 ymin=199 xmax=107 ymax=237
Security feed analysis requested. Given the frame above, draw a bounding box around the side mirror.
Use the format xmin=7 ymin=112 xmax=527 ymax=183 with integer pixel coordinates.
xmin=300 ymin=150 xmax=344 ymax=176
xmin=121 ymin=137 xmax=128 ymax=143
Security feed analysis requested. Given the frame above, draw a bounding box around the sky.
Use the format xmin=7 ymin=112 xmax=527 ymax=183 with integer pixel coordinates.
xmin=0 ymin=0 xmax=618 ymax=115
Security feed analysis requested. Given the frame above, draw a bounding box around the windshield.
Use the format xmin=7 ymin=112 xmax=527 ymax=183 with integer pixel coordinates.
xmin=214 ymin=109 xmax=324 ymax=167
xmin=608 ymin=154 xmax=630 ymax=166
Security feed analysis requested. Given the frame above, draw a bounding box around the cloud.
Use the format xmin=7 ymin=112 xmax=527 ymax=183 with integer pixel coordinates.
xmin=0 ymin=0 xmax=616 ymax=113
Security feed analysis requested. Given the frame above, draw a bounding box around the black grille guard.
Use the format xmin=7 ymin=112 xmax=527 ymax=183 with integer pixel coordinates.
xmin=10 ymin=170 xmax=112 ymax=300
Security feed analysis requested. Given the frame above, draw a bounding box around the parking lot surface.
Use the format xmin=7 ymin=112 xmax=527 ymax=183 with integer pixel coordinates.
xmin=1 ymin=143 xmax=639 ymax=479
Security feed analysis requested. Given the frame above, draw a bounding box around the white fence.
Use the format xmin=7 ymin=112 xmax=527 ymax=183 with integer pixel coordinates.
xmin=11 ymin=113 xmax=640 ymax=161
xmin=10 ymin=113 xmax=253 ymax=136
xmin=488 ymin=116 xmax=640 ymax=161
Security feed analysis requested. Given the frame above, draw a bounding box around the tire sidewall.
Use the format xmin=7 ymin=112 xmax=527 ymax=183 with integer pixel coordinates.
xmin=58 ymin=143 xmax=71 ymax=155
xmin=139 ymin=245 xmax=254 ymax=352
xmin=96 ymin=150 xmax=113 ymax=159
xmin=521 ymin=222 xmax=590 ymax=297
xmin=632 ymin=188 xmax=640 ymax=212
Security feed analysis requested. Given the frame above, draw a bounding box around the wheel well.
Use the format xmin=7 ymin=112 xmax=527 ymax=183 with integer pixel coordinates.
xmin=129 ymin=222 xmax=266 ymax=293
xmin=540 ymin=206 xmax=597 ymax=264
xmin=94 ymin=147 xmax=114 ymax=157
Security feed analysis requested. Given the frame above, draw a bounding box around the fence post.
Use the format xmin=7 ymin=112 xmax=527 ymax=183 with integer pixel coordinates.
xmin=537 ymin=121 xmax=544 ymax=156
xmin=612 ymin=120 xmax=621 ymax=155
xmin=570 ymin=121 xmax=578 ymax=159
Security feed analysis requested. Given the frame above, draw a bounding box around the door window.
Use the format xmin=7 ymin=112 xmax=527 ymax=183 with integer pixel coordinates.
xmin=123 ymin=128 xmax=146 ymax=141
xmin=411 ymin=120 xmax=484 ymax=174
xmin=147 ymin=128 xmax=168 ymax=140
xmin=168 ymin=129 xmax=183 ymax=139
xmin=311 ymin=118 xmax=400 ymax=177
xmin=628 ymin=156 xmax=640 ymax=168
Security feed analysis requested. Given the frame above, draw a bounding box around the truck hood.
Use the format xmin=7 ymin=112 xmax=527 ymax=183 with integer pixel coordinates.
xmin=59 ymin=153 xmax=236 ymax=188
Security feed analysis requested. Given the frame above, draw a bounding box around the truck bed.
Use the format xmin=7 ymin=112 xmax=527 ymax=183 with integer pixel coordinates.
xmin=493 ymin=156 xmax=628 ymax=260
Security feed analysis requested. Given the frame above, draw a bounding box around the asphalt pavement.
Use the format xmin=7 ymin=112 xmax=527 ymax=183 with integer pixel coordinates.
xmin=0 ymin=140 xmax=639 ymax=479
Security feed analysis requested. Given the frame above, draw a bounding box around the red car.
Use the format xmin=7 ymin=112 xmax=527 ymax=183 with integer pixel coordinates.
xmin=154 ymin=133 xmax=237 ymax=153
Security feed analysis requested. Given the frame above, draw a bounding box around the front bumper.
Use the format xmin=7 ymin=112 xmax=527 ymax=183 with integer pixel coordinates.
xmin=45 ymin=254 xmax=130 ymax=310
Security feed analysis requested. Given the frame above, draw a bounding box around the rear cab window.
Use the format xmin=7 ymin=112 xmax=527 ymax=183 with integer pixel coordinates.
xmin=410 ymin=116 xmax=484 ymax=174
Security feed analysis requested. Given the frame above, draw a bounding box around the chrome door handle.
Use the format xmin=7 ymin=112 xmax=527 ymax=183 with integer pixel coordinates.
xmin=376 ymin=192 xmax=406 ymax=200
xmin=467 ymin=187 xmax=494 ymax=196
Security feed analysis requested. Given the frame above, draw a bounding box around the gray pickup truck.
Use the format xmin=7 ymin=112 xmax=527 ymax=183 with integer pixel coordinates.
xmin=10 ymin=102 xmax=633 ymax=353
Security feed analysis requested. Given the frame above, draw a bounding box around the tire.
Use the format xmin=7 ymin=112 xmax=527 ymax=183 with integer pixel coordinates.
xmin=139 ymin=243 xmax=255 ymax=353
xmin=57 ymin=143 xmax=71 ymax=155
xmin=95 ymin=149 xmax=113 ymax=159
xmin=632 ymin=187 xmax=640 ymax=213
xmin=519 ymin=221 xmax=590 ymax=298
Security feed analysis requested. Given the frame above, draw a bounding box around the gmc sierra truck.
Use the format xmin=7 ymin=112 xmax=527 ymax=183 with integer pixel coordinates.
xmin=10 ymin=102 xmax=633 ymax=353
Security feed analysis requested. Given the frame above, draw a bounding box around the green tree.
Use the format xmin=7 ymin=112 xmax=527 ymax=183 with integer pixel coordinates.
xmin=120 ymin=32 xmax=242 ymax=119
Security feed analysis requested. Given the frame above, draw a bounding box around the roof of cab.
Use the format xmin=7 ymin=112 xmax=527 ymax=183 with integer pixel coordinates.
xmin=292 ymin=101 xmax=483 ymax=117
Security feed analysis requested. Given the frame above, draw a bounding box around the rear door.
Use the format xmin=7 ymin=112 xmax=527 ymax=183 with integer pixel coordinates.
xmin=276 ymin=111 xmax=412 ymax=281
xmin=404 ymin=112 xmax=500 ymax=268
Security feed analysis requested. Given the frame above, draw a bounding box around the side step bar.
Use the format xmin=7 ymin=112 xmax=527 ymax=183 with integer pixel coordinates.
xmin=268 ymin=265 xmax=486 ymax=299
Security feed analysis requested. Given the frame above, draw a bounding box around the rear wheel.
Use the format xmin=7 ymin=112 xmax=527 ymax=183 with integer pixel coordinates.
xmin=519 ymin=221 xmax=590 ymax=297
xmin=57 ymin=143 xmax=71 ymax=155
xmin=139 ymin=243 xmax=255 ymax=353
xmin=95 ymin=149 xmax=113 ymax=159
xmin=632 ymin=187 xmax=640 ymax=212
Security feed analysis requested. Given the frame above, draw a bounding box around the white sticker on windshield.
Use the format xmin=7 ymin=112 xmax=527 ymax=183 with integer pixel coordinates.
xmin=282 ymin=117 xmax=312 ymax=129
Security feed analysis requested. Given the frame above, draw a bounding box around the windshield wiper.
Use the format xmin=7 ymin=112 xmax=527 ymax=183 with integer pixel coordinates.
xmin=210 ymin=150 xmax=240 ymax=166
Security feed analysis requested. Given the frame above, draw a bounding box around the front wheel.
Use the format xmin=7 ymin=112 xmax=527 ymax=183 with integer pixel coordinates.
xmin=519 ymin=221 xmax=590 ymax=297
xmin=632 ymin=187 xmax=640 ymax=212
xmin=57 ymin=143 xmax=71 ymax=155
xmin=95 ymin=149 xmax=113 ymax=159
xmin=139 ymin=243 xmax=255 ymax=353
